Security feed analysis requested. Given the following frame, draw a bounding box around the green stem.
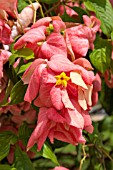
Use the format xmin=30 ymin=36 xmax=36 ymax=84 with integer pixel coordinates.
xmin=35 ymin=0 xmax=45 ymax=17
xmin=44 ymin=1 xmax=61 ymax=15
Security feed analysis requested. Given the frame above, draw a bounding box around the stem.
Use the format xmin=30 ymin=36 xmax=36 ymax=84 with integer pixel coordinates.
xmin=44 ymin=1 xmax=61 ymax=15
xmin=14 ymin=10 xmax=24 ymax=33
xmin=28 ymin=0 xmax=37 ymax=23
xmin=98 ymin=146 xmax=113 ymax=162
xmin=35 ymin=0 xmax=45 ymax=17
xmin=79 ymin=145 xmax=87 ymax=170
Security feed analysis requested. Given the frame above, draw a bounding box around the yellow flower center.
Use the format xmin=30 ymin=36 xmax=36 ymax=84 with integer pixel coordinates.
xmin=55 ymin=72 xmax=70 ymax=87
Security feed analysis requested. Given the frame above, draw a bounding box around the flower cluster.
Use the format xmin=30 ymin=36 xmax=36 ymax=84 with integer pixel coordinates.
xmin=12 ymin=15 xmax=101 ymax=151
xmin=3 ymin=0 xmax=113 ymax=169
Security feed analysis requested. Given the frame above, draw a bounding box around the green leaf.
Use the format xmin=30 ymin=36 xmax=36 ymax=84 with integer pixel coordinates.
xmin=90 ymin=48 xmax=108 ymax=73
xmin=14 ymin=146 xmax=35 ymax=170
xmin=17 ymin=62 xmax=32 ymax=75
xmin=61 ymin=10 xmax=79 ymax=22
xmin=9 ymin=48 xmax=34 ymax=66
xmin=18 ymin=123 xmax=32 ymax=146
xmin=10 ymin=80 xmax=27 ymax=104
xmin=18 ymin=0 xmax=29 ymax=13
xmin=111 ymin=31 xmax=113 ymax=41
xmin=4 ymin=63 xmax=18 ymax=84
xmin=0 ymin=131 xmax=17 ymax=161
xmin=38 ymin=0 xmax=59 ymax=4
xmin=0 ymin=80 xmax=13 ymax=106
xmin=84 ymin=0 xmax=113 ymax=36
xmin=0 ymin=164 xmax=13 ymax=170
xmin=42 ymin=143 xmax=59 ymax=165
xmin=90 ymin=36 xmax=112 ymax=73
xmin=15 ymin=48 xmax=34 ymax=60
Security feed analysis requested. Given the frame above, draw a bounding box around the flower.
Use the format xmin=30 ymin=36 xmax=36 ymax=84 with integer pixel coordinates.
xmin=14 ymin=17 xmax=67 ymax=59
xmin=0 ymin=19 xmax=13 ymax=44
xmin=27 ymin=107 xmax=87 ymax=151
xmin=66 ymin=15 xmax=101 ymax=59
xmin=33 ymin=55 xmax=95 ymax=111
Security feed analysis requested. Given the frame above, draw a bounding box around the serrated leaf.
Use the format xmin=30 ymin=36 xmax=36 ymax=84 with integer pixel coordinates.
xmin=38 ymin=0 xmax=59 ymax=4
xmin=84 ymin=0 xmax=113 ymax=36
xmin=111 ymin=31 xmax=113 ymax=41
xmin=10 ymin=80 xmax=27 ymax=104
xmin=14 ymin=146 xmax=35 ymax=170
xmin=18 ymin=123 xmax=32 ymax=146
xmin=90 ymin=36 xmax=112 ymax=73
xmin=17 ymin=62 xmax=32 ymax=75
xmin=42 ymin=143 xmax=59 ymax=165
xmin=90 ymin=48 xmax=108 ymax=73
xmin=0 ymin=131 xmax=18 ymax=161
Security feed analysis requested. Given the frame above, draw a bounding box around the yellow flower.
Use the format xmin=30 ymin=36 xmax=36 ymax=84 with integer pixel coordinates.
xmin=55 ymin=72 xmax=70 ymax=87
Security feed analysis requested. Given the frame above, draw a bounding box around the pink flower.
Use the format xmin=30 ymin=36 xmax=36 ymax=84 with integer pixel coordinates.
xmin=0 ymin=19 xmax=13 ymax=44
xmin=57 ymin=1 xmax=79 ymax=19
xmin=0 ymin=0 xmax=18 ymax=18
xmin=33 ymin=55 xmax=95 ymax=112
xmin=25 ymin=57 xmax=94 ymax=151
xmin=66 ymin=15 xmax=101 ymax=59
xmin=0 ymin=50 xmax=11 ymax=80
xmin=14 ymin=17 xmax=67 ymax=59
xmin=27 ymin=107 xmax=87 ymax=151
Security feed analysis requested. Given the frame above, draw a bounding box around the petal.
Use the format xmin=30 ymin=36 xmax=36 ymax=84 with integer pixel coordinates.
xmin=84 ymin=125 xmax=94 ymax=133
xmin=39 ymin=32 xmax=67 ymax=59
xmin=64 ymin=109 xmax=84 ymax=129
xmin=47 ymin=107 xmax=66 ymax=123
xmin=14 ymin=26 xmax=46 ymax=50
xmin=70 ymin=72 xmax=88 ymax=89
xmin=0 ymin=0 xmax=18 ymax=18
xmin=22 ymin=59 xmax=46 ymax=84
xmin=61 ymin=88 xmax=75 ymax=109
xmin=73 ymin=58 xmax=93 ymax=70
xmin=78 ymin=88 xmax=87 ymax=110
xmin=47 ymin=54 xmax=76 ymax=72
xmin=24 ymin=66 xmax=40 ymax=103
xmin=50 ymin=85 xmax=64 ymax=110
xmin=39 ymin=83 xmax=53 ymax=107
xmin=34 ymin=96 xmax=44 ymax=107
xmin=31 ymin=17 xmax=52 ymax=29
xmin=84 ymin=85 xmax=93 ymax=106
xmin=82 ymin=110 xmax=92 ymax=127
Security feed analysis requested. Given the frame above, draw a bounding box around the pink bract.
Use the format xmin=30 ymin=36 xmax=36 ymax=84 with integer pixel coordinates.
xmin=0 ymin=0 xmax=18 ymax=18
xmin=27 ymin=107 xmax=87 ymax=151
xmin=0 ymin=19 xmax=13 ymax=44
xmin=14 ymin=17 xmax=67 ymax=59
xmin=33 ymin=55 xmax=95 ymax=111
xmin=0 ymin=50 xmax=11 ymax=80
xmin=66 ymin=15 xmax=101 ymax=59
